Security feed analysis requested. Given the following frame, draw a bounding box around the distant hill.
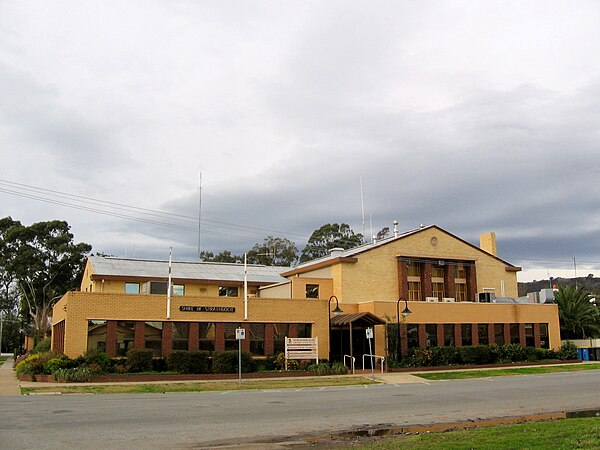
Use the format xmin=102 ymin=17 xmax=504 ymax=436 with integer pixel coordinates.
xmin=518 ymin=275 xmax=600 ymax=297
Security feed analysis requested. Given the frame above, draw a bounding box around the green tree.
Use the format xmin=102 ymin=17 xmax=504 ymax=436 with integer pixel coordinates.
xmin=553 ymin=284 xmax=600 ymax=339
xmin=199 ymin=250 xmax=242 ymax=263
xmin=246 ymin=236 xmax=298 ymax=266
xmin=300 ymin=223 xmax=363 ymax=262
xmin=3 ymin=219 xmax=91 ymax=344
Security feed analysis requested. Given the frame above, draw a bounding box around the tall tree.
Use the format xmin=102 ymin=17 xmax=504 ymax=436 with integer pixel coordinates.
xmin=246 ymin=236 xmax=298 ymax=266
xmin=300 ymin=223 xmax=363 ymax=262
xmin=4 ymin=219 xmax=91 ymax=344
xmin=199 ymin=250 xmax=242 ymax=263
xmin=553 ymin=284 xmax=600 ymax=339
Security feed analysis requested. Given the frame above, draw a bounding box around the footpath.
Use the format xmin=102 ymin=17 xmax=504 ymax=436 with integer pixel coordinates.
xmin=0 ymin=354 xmax=21 ymax=396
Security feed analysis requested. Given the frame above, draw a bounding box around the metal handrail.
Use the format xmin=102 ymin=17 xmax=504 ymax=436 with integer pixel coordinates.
xmin=343 ymin=355 xmax=355 ymax=374
xmin=362 ymin=354 xmax=385 ymax=373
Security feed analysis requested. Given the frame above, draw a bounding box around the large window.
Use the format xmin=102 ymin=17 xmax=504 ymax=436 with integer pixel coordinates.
xmin=432 ymin=282 xmax=445 ymax=301
xmin=125 ymin=283 xmax=140 ymax=294
xmin=87 ymin=320 xmax=107 ymax=353
xmin=199 ymin=323 xmax=215 ymax=351
xmin=116 ymin=321 xmax=135 ymax=356
xmin=455 ymin=264 xmax=466 ymax=279
xmin=461 ymin=324 xmax=472 ymax=346
xmin=172 ymin=322 xmax=190 ymax=350
xmin=539 ymin=323 xmax=549 ymax=349
xmin=494 ymin=324 xmax=505 ymax=345
xmin=525 ymin=323 xmax=535 ymax=347
xmin=478 ymin=324 xmax=489 ymax=346
xmin=425 ymin=324 xmax=437 ymax=348
xmin=408 ymin=282 xmax=421 ymax=301
xmin=444 ymin=324 xmax=455 ymax=346
xmin=249 ymin=323 xmax=265 ymax=355
xmin=305 ymin=284 xmax=319 ymax=299
xmin=172 ymin=284 xmax=185 ymax=296
xmin=144 ymin=322 xmax=163 ymax=356
xmin=224 ymin=323 xmax=240 ymax=350
xmin=219 ymin=286 xmax=239 ymax=297
xmin=455 ymin=283 xmax=467 ymax=302
xmin=297 ymin=323 xmax=312 ymax=338
xmin=407 ymin=324 xmax=419 ymax=350
xmin=510 ymin=323 xmax=520 ymax=344
xmin=407 ymin=262 xmax=421 ymax=277
xmin=273 ymin=324 xmax=289 ymax=354
xmin=432 ymin=266 xmax=444 ymax=278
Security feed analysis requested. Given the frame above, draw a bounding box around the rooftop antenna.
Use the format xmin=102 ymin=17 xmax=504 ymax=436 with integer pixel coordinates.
xmin=393 ymin=220 xmax=399 ymax=238
xmin=360 ymin=175 xmax=365 ymax=241
xmin=369 ymin=213 xmax=373 ymax=243
xmin=197 ymin=172 xmax=202 ymax=260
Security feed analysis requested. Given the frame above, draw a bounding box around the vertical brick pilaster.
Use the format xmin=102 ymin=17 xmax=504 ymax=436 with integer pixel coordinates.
xmin=488 ymin=323 xmax=495 ymax=345
xmin=418 ymin=324 xmax=427 ymax=348
xmin=134 ymin=321 xmax=145 ymax=349
xmin=444 ymin=264 xmax=456 ymax=299
xmin=454 ymin=324 xmax=462 ymax=347
xmin=265 ymin=324 xmax=275 ymax=356
xmin=161 ymin=322 xmax=173 ymax=356
xmin=215 ymin=323 xmax=225 ymax=351
xmin=504 ymin=323 xmax=511 ymax=344
xmin=400 ymin=324 xmax=408 ymax=356
xmin=422 ymin=261 xmax=433 ymax=299
xmin=437 ymin=324 xmax=445 ymax=347
xmin=397 ymin=259 xmax=409 ymax=301
xmin=289 ymin=324 xmax=298 ymax=338
xmin=467 ymin=264 xmax=477 ymax=302
xmin=472 ymin=324 xmax=479 ymax=346
xmin=241 ymin=323 xmax=250 ymax=352
xmin=189 ymin=323 xmax=199 ymax=351
xmin=106 ymin=321 xmax=117 ymax=357
xmin=519 ymin=323 xmax=526 ymax=348
xmin=533 ymin=323 xmax=541 ymax=348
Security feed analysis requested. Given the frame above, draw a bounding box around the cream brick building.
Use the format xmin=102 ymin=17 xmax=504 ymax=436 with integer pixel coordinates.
xmin=52 ymin=225 xmax=561 ymax=363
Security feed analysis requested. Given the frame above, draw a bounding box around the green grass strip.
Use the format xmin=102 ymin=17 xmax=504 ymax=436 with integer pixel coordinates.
xmin=415 ymin=363 xmax=600 ymax=380
xmin=358 ymin=417 xmax=600 ymax=449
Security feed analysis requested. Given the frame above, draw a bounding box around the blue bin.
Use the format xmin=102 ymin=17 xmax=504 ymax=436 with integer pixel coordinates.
xmin=578 ymin=348 xmax=590 ymax=361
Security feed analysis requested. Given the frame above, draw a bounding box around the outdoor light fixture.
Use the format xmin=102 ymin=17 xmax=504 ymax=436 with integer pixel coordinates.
xmin=328 ymin=295 xmax=343 ymax=361
xmin=396 ymin=298 xmax=412 ymax=361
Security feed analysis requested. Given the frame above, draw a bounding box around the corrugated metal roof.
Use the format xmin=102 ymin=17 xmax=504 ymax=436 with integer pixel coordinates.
xmin=88 ymin=256 xmax=290 ymax=284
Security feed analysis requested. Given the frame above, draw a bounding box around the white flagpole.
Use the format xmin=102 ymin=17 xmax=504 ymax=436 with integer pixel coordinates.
xmin=166 ymin=247 xmax=173 ymax=319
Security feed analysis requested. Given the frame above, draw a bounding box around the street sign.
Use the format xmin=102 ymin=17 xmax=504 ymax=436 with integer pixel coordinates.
xmin=365 ymin=328 xmax=373 ymax=339
xmin=235 ymin=328 xmax=245 ymax=340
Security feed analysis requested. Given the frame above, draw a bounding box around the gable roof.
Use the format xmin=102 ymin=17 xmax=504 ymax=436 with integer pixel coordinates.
xmin=88 ymin=256 xmax=290 ymax=284
xmin=282 ymin=224 xmax=520 ymax=277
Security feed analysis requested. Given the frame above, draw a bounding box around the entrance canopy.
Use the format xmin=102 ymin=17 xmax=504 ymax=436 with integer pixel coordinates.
xmin=330 ymin=312 xmax=386 ymax=328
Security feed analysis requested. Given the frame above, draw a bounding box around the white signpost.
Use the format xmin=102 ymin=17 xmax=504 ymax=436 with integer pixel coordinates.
xmin=366 ymin=327 xmax=375 ymax=382
xmin=236 ymin=327 xmax=245 ymax=387
xmin=284 ymin=337 xmax=318 ymax=370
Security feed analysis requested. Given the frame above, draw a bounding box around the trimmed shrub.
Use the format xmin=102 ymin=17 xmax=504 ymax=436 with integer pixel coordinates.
xmin=152 ymin=357 xmax=167 ymax=372
xmin=458 ymin=346 xmax=492 ymax=365
xmin=43 ymin=356 xmax=71 ymax=375
xmin=33 ymin=338 xmax=51 ymax=354
xmin=430 ymin=346 xmax=458 ymax=366
xmin=534 ymin=348 xmax=557 ymax=361
xmin=166 ymin=350 xmax=211 ymax=374
xmin=212 ymin=350 xmax=254 ymax=374
xmin=557 ymin=341 xmax=578 ymax=360
xmin=126 ymin=349 xmax=153 ymax=373
xmin=15 ymin=352 xmax=58 ymax=377
xmin=54 ymin=367 xmax=93 ymax=383
xmin=82 ymin=350 xmax=114 ymax=373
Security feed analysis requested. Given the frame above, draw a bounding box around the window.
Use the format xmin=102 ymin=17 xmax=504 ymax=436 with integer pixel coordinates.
xmin=87 ymin=320 xmax=107 ymax=353
xmin=219 ymin=286 xmax=239 ymax=297
xmin=116 ymin=321 xmax=135 ymax=356
xmin=199 ymin=323 xmax=215 ymax=351
xmin=432 ymin=266 xmax=444 ymax=278
xmin=172 ymin=322 xmax=190 ymax=350
xmin=455 ymin=264 xmax=466 ymax=279
xmin=273 ymin=324 xmax=289 ymax=354
xmin=432 ymin=282 xmax=445 ymax=301
xmin=510 ymin=323 xmax=520 ymax=344
xmin=478 ymin=324 xmax=489 ymax=346
xmin=539 ymin=323 xmax=549 ymax=349
xmin=461 ymin=324 xmax=472 ymax=346
xmin=407 ymin=262 xmax=421 ymax=277
xmin=172 ymin=284 xmax=185 ymax=296
xmin=149 ymin=281 xmax=168 ymax=294
xmin=144 ymin=322 xmax=163 ymax=356
xmin=297 ymin=323 xmax=312 ymax=338
xmin=444 ymin=324 xmax=455 ymax=346
xmin=305 ymin=284 xmax=319 ymax=299
xmin=425 ymin=324 xmax=437 ymax=348
xmin=224 ymin=323 xmax=240 ymax=350
xmin=125 ymin=283 xmax=140 ymax=294
xmin=525 ymin=323 xmax=535 ymax=347
xmin=455 ymin=283 xmax=467 ymax=302
xmin=249 ymin=323 xmax=265 ymax=355
xmin=407 ymin=324 xmax=419 ymax=350
xmin=494 ymin=324 xmax=505 ymax=345
xmin=408 ymin=281 xmax=421 ymax=301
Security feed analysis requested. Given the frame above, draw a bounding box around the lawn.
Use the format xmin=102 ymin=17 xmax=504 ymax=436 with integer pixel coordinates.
xmin=415 ymin=363 xmax=600 ymax=381
xmin=356 ymin=417 xmax=600 ymax=449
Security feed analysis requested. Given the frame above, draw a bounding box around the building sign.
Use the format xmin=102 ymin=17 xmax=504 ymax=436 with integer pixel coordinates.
xmin=284 ymin=337 xmax=318 ymax=369
xmin=179 ymin=306 xmax=235 ymax=313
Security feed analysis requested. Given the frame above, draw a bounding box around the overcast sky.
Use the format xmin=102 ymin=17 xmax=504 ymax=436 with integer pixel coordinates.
xmin=1 ymin=1 xmax=600 ymax=282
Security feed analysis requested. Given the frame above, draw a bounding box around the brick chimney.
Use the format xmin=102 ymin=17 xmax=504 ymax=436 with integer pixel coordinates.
xmin=480 ymin=232 xmax=497 ymax=256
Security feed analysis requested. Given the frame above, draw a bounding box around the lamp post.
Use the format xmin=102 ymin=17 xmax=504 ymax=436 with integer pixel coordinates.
xmin=396 ymin=298 xmax=412 ymax=361
xmin=328 ymin=295 xmax=343 ymax=362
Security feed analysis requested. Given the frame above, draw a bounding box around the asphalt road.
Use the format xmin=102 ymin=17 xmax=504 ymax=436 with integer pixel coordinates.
xmin=2 ymin=370 xmax=600 ymax=449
